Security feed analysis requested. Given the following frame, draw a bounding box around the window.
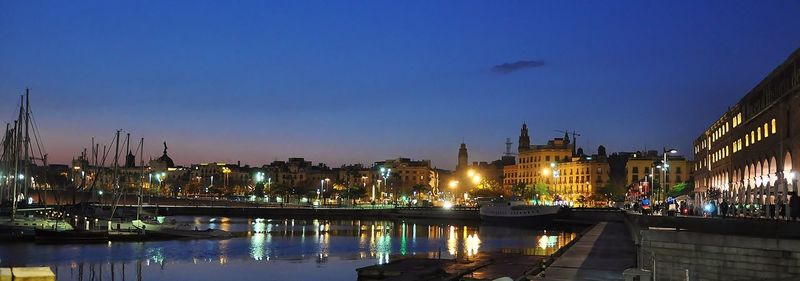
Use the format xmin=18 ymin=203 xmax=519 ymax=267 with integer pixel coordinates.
xmin=764 ymin=123 xmax=769 ymax=138
xmin=676 ymin=167 xmax=682 ymax=173
xmin=772 ymin=118 xmax=777 ymax=134
xmin=757 ymin=127 xmax=761 ymax=141
xmin=545 ymin=155 xmax=550 ymax=161
xmin=746 ymin=135 xmax=750 ymax=146
xmin=631 ymin=175 xmax=637 ymax=182
xmin=632 ymin=167 xmax=639 ymax=173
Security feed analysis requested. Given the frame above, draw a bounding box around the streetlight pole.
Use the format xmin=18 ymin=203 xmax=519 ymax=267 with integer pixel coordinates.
xmin=380 ymin=168 xmax=391 ymax=204
xmin=659 ymin=148 xmax=678 ymax=206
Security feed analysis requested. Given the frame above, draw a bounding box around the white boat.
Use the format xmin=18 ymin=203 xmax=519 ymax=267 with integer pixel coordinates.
xmin=124 ymin=218 xmax=231 ymax=239
xmin=0 ymin=216 xmax=74 ymax=231
xmin=479 ymin=199 xmax=563 ymax=223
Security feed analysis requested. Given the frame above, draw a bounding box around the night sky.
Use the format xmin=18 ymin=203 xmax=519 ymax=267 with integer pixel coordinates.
xmin=2 ymin=1 xmax=800 ymax=169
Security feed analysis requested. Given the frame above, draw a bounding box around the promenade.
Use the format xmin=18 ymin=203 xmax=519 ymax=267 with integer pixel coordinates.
xmin=533 ymin=221 xmax=636 ymax=281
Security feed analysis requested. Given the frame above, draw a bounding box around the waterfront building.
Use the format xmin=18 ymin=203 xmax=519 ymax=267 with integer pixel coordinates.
xmin=550 ymin=147 xmax=609 ymax=201
xmin=264 ymin=158 xmax=335 ymax=193
xmin=503 ymin=124 xmax=609 ymax=202
xmin=625 ymin=150 xmax=692 ymax=201
xmin=693 ymin=47 xmax=800 ymax=218
xmin=374 ymin=158 xmax=433 ymax=197
xmin=503 ymin=125 xmax=573 ymax=188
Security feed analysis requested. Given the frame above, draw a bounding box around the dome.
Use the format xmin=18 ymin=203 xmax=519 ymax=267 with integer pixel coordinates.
xmin=156 ymin=142 xmax=175 ymax=168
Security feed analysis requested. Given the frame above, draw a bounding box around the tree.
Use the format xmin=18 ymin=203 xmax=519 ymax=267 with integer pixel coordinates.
xmin=342 ymin=186 xmax=367 ymax=204
xmin=469 ymin=188 xmax=501 ymax=198
xmin=596 ymin=184 xmax=626 ymax=202
xmin=668 ymin=182 xmax=694 ymax=197
xmin=512 ymin=183 xmax=527 ymax=197
xmin=533 ymin=182 xmax=550 ymax=198
xmin=411 ymin=184 xmax=430 ymax=201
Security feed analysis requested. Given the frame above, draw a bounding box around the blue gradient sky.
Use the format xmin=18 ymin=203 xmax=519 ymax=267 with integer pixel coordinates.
xmin=1 ymin=1 xmax=800 ymax=169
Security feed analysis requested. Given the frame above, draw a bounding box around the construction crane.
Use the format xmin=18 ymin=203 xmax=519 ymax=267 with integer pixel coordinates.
xmin=554 ymin=130 xmax=581 ymax=156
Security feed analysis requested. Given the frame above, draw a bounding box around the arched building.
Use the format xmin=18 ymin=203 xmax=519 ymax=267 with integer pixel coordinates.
xmin=693 ymin=47 xmax=800 ymax=218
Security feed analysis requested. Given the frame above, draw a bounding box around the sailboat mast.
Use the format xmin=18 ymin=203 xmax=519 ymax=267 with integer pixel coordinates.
xmin=1 ymin=123 xmax=8 ymax=203
xmin=113 ymin=130 xmax=120 ymax=192
xmin=11 ymin=95 xmax=22 ymax=221
xmin=137 ymin=137 xmax=144 ymax=221
xmin=23 ymin=89 xmax=30 ymax=201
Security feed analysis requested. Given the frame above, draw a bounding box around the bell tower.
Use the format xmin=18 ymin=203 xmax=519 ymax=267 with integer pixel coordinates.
xmin=457 ymin=142 xmax=469 ymax=170
xmin=518 ymin=123 xmax=531 ymax=152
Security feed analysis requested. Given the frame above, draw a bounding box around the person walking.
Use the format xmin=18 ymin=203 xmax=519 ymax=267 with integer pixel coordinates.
xmin=790 ymin=192 xmax=800 ymax=221
xmin=720 ymin=199 xmax=729 ymax=218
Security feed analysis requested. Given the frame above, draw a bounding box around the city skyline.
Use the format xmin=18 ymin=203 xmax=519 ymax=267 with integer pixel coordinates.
xmin=2 ymin=1 xmax=800 ymax=168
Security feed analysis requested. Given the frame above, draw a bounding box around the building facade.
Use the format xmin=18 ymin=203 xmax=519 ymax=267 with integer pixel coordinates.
xmin=693 ymin=47 xmax=800 ymax=217
xmin=503 ymin=124 xmax=610 ymax=201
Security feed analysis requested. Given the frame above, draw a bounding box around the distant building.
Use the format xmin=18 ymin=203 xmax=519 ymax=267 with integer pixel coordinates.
xmin=503 ymin=124 xmax=610 ymax=201
xmin=625 ymin=150 xmax=692 ymax=198
xmin=374 ymin=158 xmax=433 ymax=195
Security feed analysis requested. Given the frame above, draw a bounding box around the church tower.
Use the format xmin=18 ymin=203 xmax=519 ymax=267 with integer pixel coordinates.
xmin=457 ymin=142 xmax=469 ymax=170
xmin=518 ymin=123 xmax=531 ymax=152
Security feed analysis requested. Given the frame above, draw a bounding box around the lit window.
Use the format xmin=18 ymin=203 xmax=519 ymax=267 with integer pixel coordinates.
xmin=746 ymin=135 xmax=749 ymax=146
xmin=764 ymin=123 xmax=769 ymax=138
xmin=757 ymin=128 xmax=761 ymax=141
xmin=772 ymin=119 xmax=776 ymax=134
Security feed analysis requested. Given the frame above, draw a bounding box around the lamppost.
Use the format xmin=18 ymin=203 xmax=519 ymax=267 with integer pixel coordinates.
xmin=318 ymin=179 xmax=323 ymax=203
xmin=658 ymin=148 xmax=678 ymax=204
xmin=449 ymin=180 xmax=459 ymax=203
xmin=379 ymin=168 xmax=391 ymax=203
xmin=325 ymin=178 xmax=330 ymax=205
xmin=255 ymin=172 xmax=265 ymax=202
xmin=550 ymin=162 xmax=560 ymax=198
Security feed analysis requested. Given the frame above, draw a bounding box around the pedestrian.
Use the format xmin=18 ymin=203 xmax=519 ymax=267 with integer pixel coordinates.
xmin=720 ymin=199 xmax=728 ymax=218
xmin=790 ymin=192 xmax=800 ymax=221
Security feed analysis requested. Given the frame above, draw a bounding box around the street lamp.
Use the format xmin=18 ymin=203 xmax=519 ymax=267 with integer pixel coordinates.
xmin=379 ymin=168 xmax=391 ymax=203
xmin=659 ymin=148 xmax=678 ymax=203
xmin=449 ymin=180 xmax=459 ymax=203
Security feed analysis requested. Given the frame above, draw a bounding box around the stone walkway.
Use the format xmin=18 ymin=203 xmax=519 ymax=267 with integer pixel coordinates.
xmin=533 ymin=222 xmax=636 ymax=281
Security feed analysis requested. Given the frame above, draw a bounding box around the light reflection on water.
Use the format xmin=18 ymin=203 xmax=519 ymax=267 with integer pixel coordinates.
xmin=1 ymin=217 xmax=578 ymax=281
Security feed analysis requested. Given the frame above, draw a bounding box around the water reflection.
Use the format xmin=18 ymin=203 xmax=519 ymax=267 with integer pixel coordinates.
xmin=2 ymin=217 xmax=580 ymax=281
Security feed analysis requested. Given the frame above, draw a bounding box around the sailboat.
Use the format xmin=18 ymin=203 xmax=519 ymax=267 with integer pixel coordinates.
xmin=1 ymin=89 xmax=73 ymax=240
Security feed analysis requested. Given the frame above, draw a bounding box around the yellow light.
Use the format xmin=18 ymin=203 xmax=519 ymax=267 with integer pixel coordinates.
xmin=467 ymin=169 xmax=475 ymax=177
xmin=443 ymin=201 xmax=453 ymax=209
xmin=542 ymin=168 xmax=551 ymax=176
xmin=448 ymin=180 xmax=459 ymax=189
xmin=471 ymin=175 xmax=481 ymax=184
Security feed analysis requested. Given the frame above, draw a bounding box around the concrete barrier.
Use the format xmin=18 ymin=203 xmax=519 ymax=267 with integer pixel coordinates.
xmin=639 ymin=229 xmax=800 ymax=280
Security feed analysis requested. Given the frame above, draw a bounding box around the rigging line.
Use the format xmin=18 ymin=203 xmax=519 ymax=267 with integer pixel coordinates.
xmin=28 ymin=111 xmax=47 ymax=162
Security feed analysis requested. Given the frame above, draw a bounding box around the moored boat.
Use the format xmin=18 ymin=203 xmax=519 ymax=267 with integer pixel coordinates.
xmin=479 ymin=199 xmax=564 ymax=223
xmin=34 ymin=229 xmax=109 ymax=243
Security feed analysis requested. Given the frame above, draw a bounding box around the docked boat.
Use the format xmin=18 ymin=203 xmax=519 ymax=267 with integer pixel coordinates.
xmin=125 ymin=218 xmax=232 ymax=239
xmin=479 ymin=199 xmax=564 ymax=223
xmin=34 ymin=229 xmax=109 ymax=243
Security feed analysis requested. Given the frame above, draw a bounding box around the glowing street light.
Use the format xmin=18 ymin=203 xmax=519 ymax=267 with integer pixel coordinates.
xmin=471 ymin=174 xmax=481 ymax=185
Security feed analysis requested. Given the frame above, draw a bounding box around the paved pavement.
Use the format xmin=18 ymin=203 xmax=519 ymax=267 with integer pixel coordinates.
xmin=534 ymin=221 xmax=636 ymax=281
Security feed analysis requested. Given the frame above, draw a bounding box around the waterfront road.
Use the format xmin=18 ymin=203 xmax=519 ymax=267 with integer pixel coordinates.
xmin=534 ymin=221 xmax=636 ymax=281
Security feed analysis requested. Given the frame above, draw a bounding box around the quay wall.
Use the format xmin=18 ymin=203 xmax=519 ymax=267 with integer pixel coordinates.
xmin=639 ymin=229 xmax=800 ymax=281
xmin=119 ymin=205 xmax=482 ymax=220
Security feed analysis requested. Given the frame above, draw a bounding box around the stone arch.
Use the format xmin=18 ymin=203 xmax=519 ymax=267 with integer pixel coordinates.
xmin=755 ymin=161 xmax=763 ymax=187
xmin=769 ymin=155 xmax=778 ymax=185
xmin=785 ymin=151 xmax=794 ymax=193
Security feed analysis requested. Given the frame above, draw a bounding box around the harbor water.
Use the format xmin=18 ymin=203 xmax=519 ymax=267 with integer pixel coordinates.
xmin=1 ymin=216 xmax=578 ymax=281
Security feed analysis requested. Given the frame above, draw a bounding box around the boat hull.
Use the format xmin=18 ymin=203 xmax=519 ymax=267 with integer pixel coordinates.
xmin=480 ymin=213 xmax=558 ymax=224
xmin=34 ymin=229 xmax=109 ymax=243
